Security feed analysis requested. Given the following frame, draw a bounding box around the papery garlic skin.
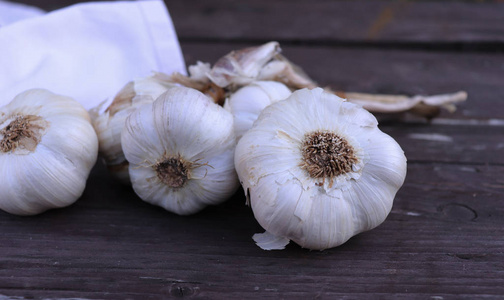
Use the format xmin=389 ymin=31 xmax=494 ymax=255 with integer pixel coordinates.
xmin=208 ymin=41 xmax=281 ymax=88
xmin=235 ymin=88 xmax=407 ymax=250
xmin=257 ymin=54 xmax=318 ymax=90
xmin=188 ymin=61 xmax=212 ymax=83
xmin=121 ymin=87 xmax=239 ymax=215
xmin=225 ymin=81 xmax=292 ymax=141
xmin=90 ymin=76 xmax=174 ymax=182
xmin=0 ymin=89 xmax=98 ymax=215
xmin=155 ymin=61 xmax=212 ymax=91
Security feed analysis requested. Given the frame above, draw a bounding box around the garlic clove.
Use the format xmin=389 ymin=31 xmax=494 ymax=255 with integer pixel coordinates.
xmin=89 ymin=76 xmax=174 ymax=183
xmin=121 ymin=86 xmax=239 ymax=215
xmin=225 ymin=81 xmax=292 ymax=141
xmin=0 ymin=89 xmax=98 ymax=215
xmin=235 ymin=87 xmax=407 ymax=250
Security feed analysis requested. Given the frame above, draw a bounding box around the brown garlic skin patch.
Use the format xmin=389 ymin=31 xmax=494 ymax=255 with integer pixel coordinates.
xmin=154 ymin=157 xmax=191 ymax=188
xmin=0 ymin=114 xmax=48 ymax=153
xmin=300 ymin=130 xmax=359 ymax=185
xmin=105 ymin=81 xmax=136 ymax=117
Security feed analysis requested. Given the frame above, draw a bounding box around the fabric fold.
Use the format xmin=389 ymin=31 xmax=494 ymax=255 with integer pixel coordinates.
xmin=0 ymin=0 xmax=186 ymax=109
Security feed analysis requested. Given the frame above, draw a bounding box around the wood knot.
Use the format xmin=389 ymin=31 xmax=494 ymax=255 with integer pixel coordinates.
xmin=437 ymin=203 xmax=477 ymax=221
xmin=169 ymin=283 xmax=198 ymax=298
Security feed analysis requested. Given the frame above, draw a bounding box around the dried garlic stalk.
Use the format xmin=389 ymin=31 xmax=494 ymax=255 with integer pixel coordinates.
xmin=334 ymin=90 xmax=468 ymax=119
xmin=257 ymin=54 xmax=317 ymax=90
xmin=156 ymin=41 xmax=467 ymax=118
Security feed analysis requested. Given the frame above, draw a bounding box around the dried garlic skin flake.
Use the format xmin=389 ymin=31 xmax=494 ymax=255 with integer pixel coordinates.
xmin=208 ymin=41 xmax=281 ymax=88
xmin=235 ymin=88 xmax=407 ymax=250
xmin=0 ymin=89 xmax=98 ymax=215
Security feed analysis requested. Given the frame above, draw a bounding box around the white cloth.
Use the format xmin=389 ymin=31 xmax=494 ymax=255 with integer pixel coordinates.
xmin=0 ymin=1 xmax=45 ymax=26
xmin=0 ymin=0 xmax=186 ymax=109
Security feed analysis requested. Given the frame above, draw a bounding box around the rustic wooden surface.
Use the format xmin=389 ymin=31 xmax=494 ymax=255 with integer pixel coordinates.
xmin=2 ymin=0 xmax=504 ymax=299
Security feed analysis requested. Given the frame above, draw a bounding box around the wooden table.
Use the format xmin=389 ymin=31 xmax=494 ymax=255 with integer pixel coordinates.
xmin=2 ymin=1 xmax=503 ymax=298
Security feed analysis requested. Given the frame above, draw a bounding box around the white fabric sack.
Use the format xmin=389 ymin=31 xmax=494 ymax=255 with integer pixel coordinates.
xmin=0 ymin=0 xmax=45 ymax=26
xmin=0 ymin=0 xmax=186 ymax=109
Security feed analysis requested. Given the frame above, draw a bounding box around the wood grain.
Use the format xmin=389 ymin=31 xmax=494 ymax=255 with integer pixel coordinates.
xmin=11 ymin=0 xmax=504 ymax=46
xmin=0 ymin=161 xmax=503 ymax=299
xmin=1 ymin=0 xmax=503 ymax=299
xmin=165 ymin=0 xmax=504 ymax=45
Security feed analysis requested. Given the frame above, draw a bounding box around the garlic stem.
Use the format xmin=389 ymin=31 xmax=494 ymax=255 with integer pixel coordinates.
xmin=333 ymin=90 xmax=467 ymax=118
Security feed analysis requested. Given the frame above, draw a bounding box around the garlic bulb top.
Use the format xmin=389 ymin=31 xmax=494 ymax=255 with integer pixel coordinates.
xmin=208 ymin=41 xmax=281 ymax=88
xmin=225 ymin=81 xmax=292 ymax=140
xmin=257 ymin=54 xmax=318 ymax=90
xmin=90 ymin=76 xmax=174 ymax=182
xmin=234 ymin=88 xmax=407 ymax=250
xmin=121 ymin=87 xmax=239 ymax=215
xmin=0 ymin=89 xmax=98 ymax=215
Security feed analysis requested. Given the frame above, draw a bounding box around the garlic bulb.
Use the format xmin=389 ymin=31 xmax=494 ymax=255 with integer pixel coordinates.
xmin=121 ymin=87 xmax=239 ymax=215
xmin=0 ymin=89 xmax=98 ymax=215
xmin=225 ymin=81 xmax=292 ymax=140
xmin=90 ymin=76 xmax=174 ymax=182
xmin=235 ymin=88 xmax=407 ymax=250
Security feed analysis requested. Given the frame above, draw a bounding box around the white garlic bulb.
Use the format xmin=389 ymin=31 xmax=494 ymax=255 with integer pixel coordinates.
xmin=225 ymin=81 xmax=292 ymax=140
xmin=0 ymin=89 xmax=98 ymax=215
xmin=90 ymin=76 xmax=174 ymax=182
xmin=235 ymin=88 xmax=407 ymax=250
xmin=121 ymin=87 xmax=239 ymax=215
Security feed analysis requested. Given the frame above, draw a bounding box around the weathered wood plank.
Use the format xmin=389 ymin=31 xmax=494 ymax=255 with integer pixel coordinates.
xmin=1 ymin=1 xmax=502 ymax=299
xmin=9 ymin=2 xmax=504 ymax=121
xmin=0 ymin=162 xmax=503 ymax=299
xmin=10 ymin=0 xmax=504 ymax=45
xmin=180 ymin=42 xmax=504 ymax=120
xmin=383 ymin=124 xmax=504 ymax=165
xmin=165 ymin=0 xmax=504 ymax=45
